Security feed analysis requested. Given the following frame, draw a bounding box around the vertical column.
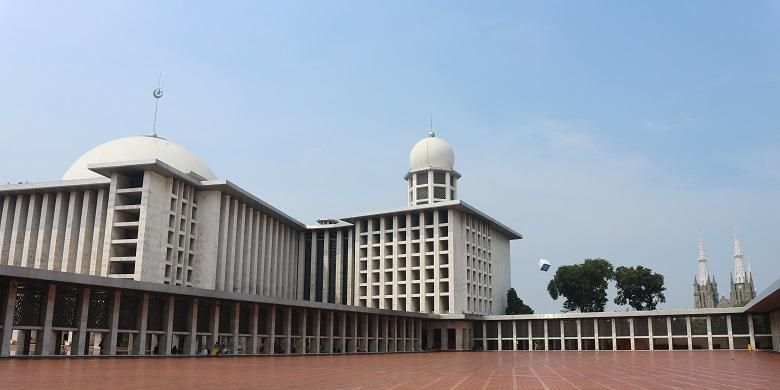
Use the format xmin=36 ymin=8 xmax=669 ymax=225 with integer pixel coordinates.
xmin=314 ymin=310 xmax=321 ymax=353
xmin=248 ymin=304 xmax=259 ymax=355
xmin=706 ymin=315 xmax=713 ymax=350
xmin=576 ymin=319 xmax=582 ymax=351
xmin=748 ymin=314 xmax=756 ymax=350
xmin=648 ymin=317 xmax=654 ymax=351
xmin=496 ymin=321 xmax=502 ymax=351
xmin=72 ymin=287 xmax=91 ymax=355
xmin=346 ymin=229 xmax=354 ymax=306
xmin=285 ymin=307 xmax=292 ymax=354
xmin=351 ymin=312 xmax=358 ymax=353
xmin=105 ymin=290 xmax=122 ymax=355
xmin=38 ymin=284 xmax=57 ymax=355
xmin=629 ymin=317 xmax=635 ymax=351
xmin=300 ymin=309 xmax=307 ymax=354
xmin=594 ymin=319 xmax=599 ymax=351
xmin=327 ymin=311 xmax=335 ymax=354
xmin=133 ymin=293 xmax=150 ymax=355
xmin=323 ymin=231 xmax=330 ymax=304
xmin=161 ymin=296 xmax=175 ymax=355
xmin=363 ymin=314 xmax=370 ymax=352
xmin=416 ymin=319 xmax=422 ymax=351
xmin=0 ymin=281 xmax=18 ymax=356
xmin=543 ymin=320 xmax=548 ymax=351
xmin=340 ymin=312 xmax=348 ymax=353
xmin=686 ymin=316 xmax=693 ymax=351
xmin=231 ymin=302 xmax=240 ymax=354
xmin=268 ymin=305 xmax=276 ymax=354
xmin=611 ymin=319 xmax=617 ymax=351
xmin=185 ymin=299 xmax=199 ymax=355
xmin=726 ymin=315 xmax=734 ymax=350
xmin=335 ymin=230 xmax=343 ymax=304
xmin=210 ymin=301 xmax=220 ymax=348
xmin=666 ymin=317 xmax=673 ymax=350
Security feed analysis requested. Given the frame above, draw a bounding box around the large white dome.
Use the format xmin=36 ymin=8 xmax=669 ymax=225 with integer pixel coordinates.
xmin=63 ymin=135 xmax=217 ymax=180
xmin=409 ymin=133 xmax=455 ymax=171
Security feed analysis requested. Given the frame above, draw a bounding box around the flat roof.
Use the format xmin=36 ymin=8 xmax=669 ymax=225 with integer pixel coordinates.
xmin=339 ymin=200 xmax=523 ymax=240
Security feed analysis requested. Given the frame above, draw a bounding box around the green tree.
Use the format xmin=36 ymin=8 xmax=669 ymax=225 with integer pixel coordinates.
xmin=505 ymin=288 xmax=534 ymax=314
xmin=613 ymin=265 xmax=666 ymax=310
xmin=547 ymin=258 xmax=614 ymax=312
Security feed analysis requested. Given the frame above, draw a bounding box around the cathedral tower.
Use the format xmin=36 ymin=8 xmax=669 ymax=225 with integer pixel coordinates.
xmin=693 ymin=239 xmax=719 ymax=308
xmin=729 ymin=231 xmax=756 ymax=306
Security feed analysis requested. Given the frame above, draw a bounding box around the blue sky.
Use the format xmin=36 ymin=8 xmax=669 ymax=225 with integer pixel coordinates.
xmin=1 ymin=1 xmax=779 ymax=311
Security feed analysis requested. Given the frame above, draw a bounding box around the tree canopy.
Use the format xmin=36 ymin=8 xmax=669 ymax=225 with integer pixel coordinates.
xmin=546 ymin=258 xmax=614 ymax=312
xmin=613 ymin=265 xmax=666 ymax=310
xmin=505 ymin=288 xmax=534 ymax=314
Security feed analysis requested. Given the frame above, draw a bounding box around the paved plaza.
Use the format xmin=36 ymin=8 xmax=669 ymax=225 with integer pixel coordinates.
xmin=2 ymin=351 xmax=779 ymax=389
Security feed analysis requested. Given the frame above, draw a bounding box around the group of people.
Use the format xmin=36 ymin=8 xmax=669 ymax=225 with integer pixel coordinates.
xmin=199 ymin=342 xmax=230 ymax=356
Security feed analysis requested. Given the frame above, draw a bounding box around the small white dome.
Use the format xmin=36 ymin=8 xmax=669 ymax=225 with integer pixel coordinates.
xmin=409 ymin=133 xmax=455 ymax=171
xmin=63 ymin=135 xmax=217 ymax=180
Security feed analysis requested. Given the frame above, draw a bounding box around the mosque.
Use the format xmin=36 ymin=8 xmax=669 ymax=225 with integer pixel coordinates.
xmin=0 ymin=118 xmax=778 ymax=356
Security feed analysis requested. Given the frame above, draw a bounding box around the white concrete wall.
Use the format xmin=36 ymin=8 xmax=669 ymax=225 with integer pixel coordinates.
xmin=0 ymin=189 xmax=108 ymax=276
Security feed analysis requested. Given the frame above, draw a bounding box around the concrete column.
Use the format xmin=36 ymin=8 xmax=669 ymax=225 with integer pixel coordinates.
xmin=105 ymin=290 xmax=121 ymax=355
xmin=268 ymin=305 xmax=276 ymax=354
xmin=351 ymin=313 xmax=358 ymax=353
xmin=594 ymin=319 xmax=599 ymax=351
xmin=248 ymin=304 xmax=259 ymax=354
xmin=185 ymin=299 xmax=198 ymax=355
xmin=285 ymin=307 xmax=292 ymax=354
xmin=72 ymin=287 xmax=90 ymax=355
xmin=133 ymin=293 xmax=149 ymax=355
xmin=0 ymin=281 xmax=18 ymax=356
xmin=727 ymin=315 xmax=734 ymax=350
xmin=748 ymin=314 xmax=756 ymax=349
xmin=706 ymin=315 xmax=713 ymax=350
xmin=543 ymin=319 xmax=548 ymax=351
xmin=161 ymin=296 xmax=175 ymax=355
xmin=611 ymin=319 xmax=617 ymax=351
xmin=38 ymin=284 xmax=57 ymax=355
xmin=648 ymin=317 xmax=654 ymax=351
xmin=300 ymin=309 xmax=307 ymax=354
xmin=314 ymin=309 xmax=321 ymax=353
xmin=576 ymin=319 xmax=582 ymax=351
xmin=231 ymin=302 xmax=240 ymax=354
xmin=416 ymin=319 xmax=423 ymax=351
xmin=686 ymin=316 xmax=693 ymax=351
xmin=327 ymin=311 xmax=335 ymax=354
xmin=340 ymin=312 xmax=347 ymax=353
xmin=361 ymin=314 xmax=368 ymax=352
xmin=374 ymin=315 xmax=382 ymax=352
xmin=496 ymin=320 xmax=502 ymax=351
xmin=210 ymin=301 xmax=220 ymax=347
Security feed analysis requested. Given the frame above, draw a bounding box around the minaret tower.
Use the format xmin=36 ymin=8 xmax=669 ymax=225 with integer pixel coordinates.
xmin=693 ymin=239 xmax=718 ymax=308
xmin=405 ymin=130 xmax=460 ymax=206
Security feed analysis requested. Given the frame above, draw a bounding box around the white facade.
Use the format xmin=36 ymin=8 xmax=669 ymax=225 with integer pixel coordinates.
xmin=0 ymin=132 xmax=521 ymax=316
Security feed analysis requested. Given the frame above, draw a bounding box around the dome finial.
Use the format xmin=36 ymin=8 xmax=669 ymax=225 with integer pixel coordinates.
xmin=428 ymin=113 xmax=435 ymax=137
xmin=151 ymin=73 xmax=163 ymax=138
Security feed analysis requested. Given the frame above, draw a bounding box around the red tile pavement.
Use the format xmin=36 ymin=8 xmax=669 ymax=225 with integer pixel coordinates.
xmin=1 ymin=351 xmax=779 ymax=389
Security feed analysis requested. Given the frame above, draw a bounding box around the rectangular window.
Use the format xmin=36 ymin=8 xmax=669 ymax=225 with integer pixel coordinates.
xmin=433 ymin=171 xmax=446 ymax=184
